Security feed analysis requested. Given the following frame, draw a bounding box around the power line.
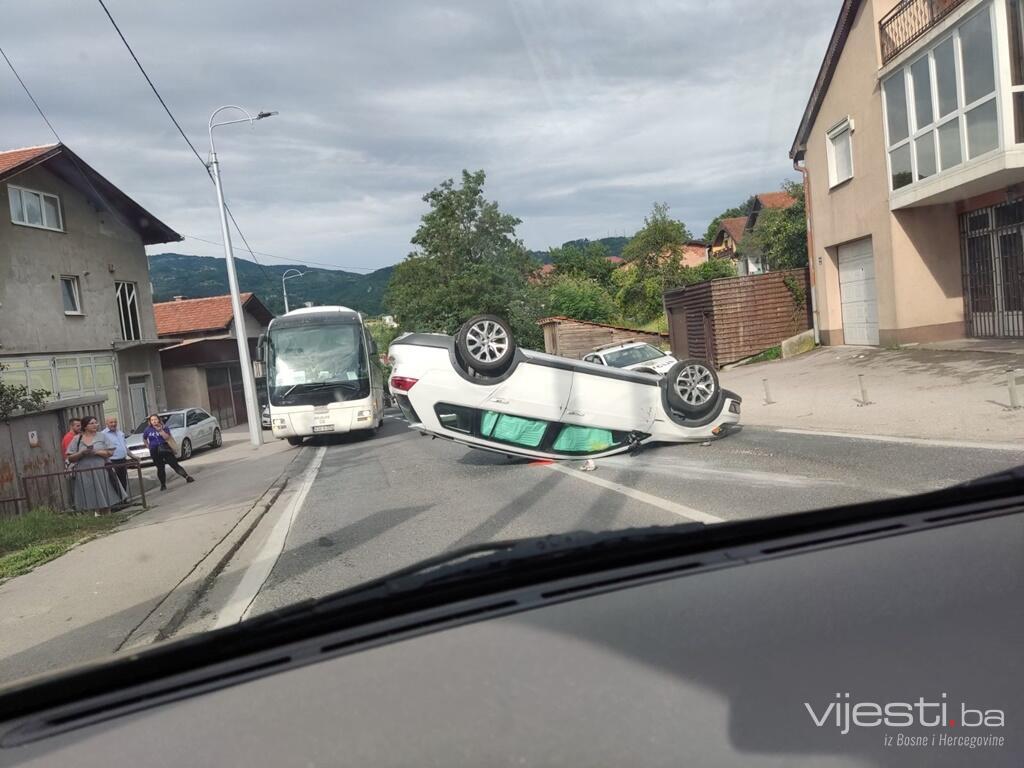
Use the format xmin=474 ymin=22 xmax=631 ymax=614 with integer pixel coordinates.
xmin=93 ymin=0 xmax=275 ymax=284
xmin=0 ymin=45 xmax=62 ymax=142
xmin=94 ymin=0 xmax=206 ymax=172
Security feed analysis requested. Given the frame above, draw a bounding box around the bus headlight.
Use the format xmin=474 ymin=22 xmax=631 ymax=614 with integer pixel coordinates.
xmin=356 ymin=409 xmax=372 ymax=421
xmin=272 ymin=417 xmax=287 ymax=427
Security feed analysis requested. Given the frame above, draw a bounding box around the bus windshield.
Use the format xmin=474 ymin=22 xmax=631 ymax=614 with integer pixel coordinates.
xmin=268 ymin=322 xmax=368 ymax=404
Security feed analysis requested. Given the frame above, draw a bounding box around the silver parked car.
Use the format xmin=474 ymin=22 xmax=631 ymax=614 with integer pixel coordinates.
xmin=125 ymin=408 xmax=223 ymax=461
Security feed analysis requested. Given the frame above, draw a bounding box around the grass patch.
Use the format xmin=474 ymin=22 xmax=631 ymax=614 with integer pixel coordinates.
xmin=742 ymin=346 xmax=782 ymax=365
xmin=0 ymin=508 xmax=127 ymax=580
xmin=636 ymin=316 xmax=669 ymax=334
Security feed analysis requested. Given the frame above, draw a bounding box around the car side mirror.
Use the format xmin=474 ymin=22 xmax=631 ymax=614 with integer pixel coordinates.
xmin=256 ymin=334 xmax=266 ymax=362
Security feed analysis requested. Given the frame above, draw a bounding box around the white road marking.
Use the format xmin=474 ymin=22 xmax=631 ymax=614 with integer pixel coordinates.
xmin=774 ymin=428 xmax=1023 ymax=452
xmin=543 ymin=463 xmax=724 ymax=524
xmin=212 ymin=446 xmax=327 ymax=628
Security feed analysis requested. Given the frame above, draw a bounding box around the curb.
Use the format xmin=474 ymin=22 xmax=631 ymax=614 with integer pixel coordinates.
xmin=116 ymin=450 xmax=305 ymax=651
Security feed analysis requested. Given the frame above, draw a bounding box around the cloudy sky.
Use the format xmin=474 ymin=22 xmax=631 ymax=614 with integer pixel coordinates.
xmin=3 ymin=0 xmax=836 ymax=272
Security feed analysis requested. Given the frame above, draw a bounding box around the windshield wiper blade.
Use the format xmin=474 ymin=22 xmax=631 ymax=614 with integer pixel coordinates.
xmin=280 ymin=380 xmax=364 ymax=398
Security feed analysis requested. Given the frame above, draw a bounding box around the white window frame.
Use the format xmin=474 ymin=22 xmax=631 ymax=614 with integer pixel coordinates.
xmin=115 ymin=280 xmax=141 ymax=340
xmin=61 ymin=275 xmax=83 ymax=315
xmin=8 ymin=184 xmax=64 ymax=232
xmin=826 ymin=116 xmax=855 ymax=187
xmin=882 ymin=3 xmax=1001 ymax=192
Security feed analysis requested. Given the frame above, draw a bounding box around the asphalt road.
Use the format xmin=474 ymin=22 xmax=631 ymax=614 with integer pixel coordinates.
xmin=246 ymin=410 xmax=1023 ymax=616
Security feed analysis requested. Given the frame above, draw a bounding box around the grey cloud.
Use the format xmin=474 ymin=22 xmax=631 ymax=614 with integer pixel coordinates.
xmin=2 ymin=0 xmax=835 ymax=269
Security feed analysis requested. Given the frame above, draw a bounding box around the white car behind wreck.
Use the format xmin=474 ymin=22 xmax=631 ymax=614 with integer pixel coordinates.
xmin=388 ymin=315 xmax=741 ymax=461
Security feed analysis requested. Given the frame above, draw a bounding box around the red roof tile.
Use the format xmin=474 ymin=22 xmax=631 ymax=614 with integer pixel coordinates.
xmin=605 ymin=256 xmax=624 ymax=264
xmin=756 ymin=191 xmax=796 ymax=209
xmin=719 ymin=216 xmax=748 ymax=243
xmin=154 ymin=293 xmax=256 ymax=336
xmin=0 ymin=144 xmax=59 ymax=178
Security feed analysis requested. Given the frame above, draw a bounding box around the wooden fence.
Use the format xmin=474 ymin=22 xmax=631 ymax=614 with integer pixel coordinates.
xmin=663 ymin=269 xmax=812 ymax=367
xmin=539 ymin=317 xmax=669 ymax=359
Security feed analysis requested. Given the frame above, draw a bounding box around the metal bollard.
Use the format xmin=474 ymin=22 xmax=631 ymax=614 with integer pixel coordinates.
xmin=1009 ymin=368 xmax=1021 ymax=410
xmin=762 ymin=378 xmax=775 ymax=405
xmin=857 ymin=374 xmax=872 ymax=406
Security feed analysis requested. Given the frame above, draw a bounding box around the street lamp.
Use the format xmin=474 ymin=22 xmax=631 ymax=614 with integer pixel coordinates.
xmin=207 ymin=105 xmax=277 ymax=449
xmin=281 ymin=268 xmax=305 ymax=313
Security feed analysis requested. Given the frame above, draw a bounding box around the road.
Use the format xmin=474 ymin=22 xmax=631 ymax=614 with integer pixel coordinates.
xmin=223 ymin=410 xmax=1022 ymax=618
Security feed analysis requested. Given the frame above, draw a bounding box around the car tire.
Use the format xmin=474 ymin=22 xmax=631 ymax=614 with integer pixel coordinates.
xmin=456 ymin=315 xmax=516 ymax=374
xmin=179 ymin=438 xmax=193 ymax=460
xmin=665 ymin=359 xmax=720 ymax=417
xmin=212 ymin=428 xmax=222 ymax=448
xmin=287 ymin=436 xmax=303 ymax=447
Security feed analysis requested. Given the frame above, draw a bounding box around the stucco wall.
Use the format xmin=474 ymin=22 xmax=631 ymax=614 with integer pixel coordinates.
xmin=0 ymin=165 xmax=160 ymax=354
xmin=805 ymin=0 xmax=896 ymax=343
xmin=162 ymin=366 xmax=210 ymax=411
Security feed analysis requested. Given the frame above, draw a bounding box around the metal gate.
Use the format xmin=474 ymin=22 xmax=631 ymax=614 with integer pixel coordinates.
xmin=960 ymin=200 xmax=1024 ymax=337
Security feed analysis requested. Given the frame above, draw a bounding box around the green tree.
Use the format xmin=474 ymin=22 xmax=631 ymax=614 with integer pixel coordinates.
xmin=740 ymin=180 xmax=807 ymax=271
xmin=703 ymin=196 xmax=757 ymax=244
xmin=548 ymin=241 xmax=616 ymax=288
xmin=613 ymin=256 xmax=737 ymax=325
xmin=385 ymin=170 xmax=542 ymax=348
xmin=545 ymin=275 xmax=619 ymax=324
xmin=621 ymin=202 xmax=693 ymax=269
xmin=0 ymin=364 xmax=49 ymax=423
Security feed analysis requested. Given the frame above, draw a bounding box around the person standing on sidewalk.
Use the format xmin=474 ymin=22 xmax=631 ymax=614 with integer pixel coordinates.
xmin=61 ymin=418 xmax=82 ymax=459
xmin=66 ymin=416 xmax=127 ymax=516
xmin=143 ymin=414 xmax=195 ymax=491
xmin=102 ymin=416 xmax=133 ymax=503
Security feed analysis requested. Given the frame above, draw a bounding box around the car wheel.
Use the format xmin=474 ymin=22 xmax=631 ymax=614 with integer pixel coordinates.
xmin=212 ymin=428 xmax=222 ymax=448
xmin=287 ymin=436 xmax=303 ymax=447
xmin=179 ymin=438 xmax=193 ymax=460
xmin=665 ymin=359 xmax=720 ymax=417
xmin=456 ymin=314 xmax=516 ymax=373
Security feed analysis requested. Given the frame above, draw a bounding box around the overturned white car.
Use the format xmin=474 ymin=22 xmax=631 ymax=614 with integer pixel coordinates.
xmin=388 ymin=315 xmax=741 ymax=461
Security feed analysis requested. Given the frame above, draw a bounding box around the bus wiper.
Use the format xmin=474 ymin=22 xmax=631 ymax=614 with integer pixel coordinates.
xmin=280 ymin=379 xmax=365 ymax=398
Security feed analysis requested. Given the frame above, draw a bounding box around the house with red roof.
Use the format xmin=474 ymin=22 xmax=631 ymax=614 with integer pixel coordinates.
xmin=155 ymin=294 xmax=274 ymax=427
xmin=0 ymin=143 xmax=181 ymax=427
xmin=708 ymin=192 xmax=797 ymax=276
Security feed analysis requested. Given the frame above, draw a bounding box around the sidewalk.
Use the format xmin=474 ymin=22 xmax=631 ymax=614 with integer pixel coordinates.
xmin=719 ymin=345 xmax=1024 ymax=444
xmin=0 ymin=426 xmax=305 ymax=687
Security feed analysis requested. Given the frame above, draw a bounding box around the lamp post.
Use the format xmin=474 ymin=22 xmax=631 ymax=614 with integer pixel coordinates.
xmin=207 ymin=105 xmax=277 ymax=449
xmin=281 ymin=268 xmax=305 ymax=313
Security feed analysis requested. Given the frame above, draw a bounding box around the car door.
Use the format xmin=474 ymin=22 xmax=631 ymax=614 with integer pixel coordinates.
xmin=480 ymin=355 xmax=573 ymax=423
xmin=564 ymin=367 xmax=659 ymax=433
xmin=184 ymin=409 xmax=205 ymax=446
xmin=193 ymin=409 xmax=214 ymax=445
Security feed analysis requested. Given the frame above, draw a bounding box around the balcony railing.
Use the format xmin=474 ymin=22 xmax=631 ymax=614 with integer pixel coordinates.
xmin=880 ymin=0 xmax=968 ymax=63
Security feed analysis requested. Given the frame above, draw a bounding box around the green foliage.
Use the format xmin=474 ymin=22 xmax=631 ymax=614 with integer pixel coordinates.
xmin=0 ymin=507 xmax=127 ymax=579
xmin=385 ymin=170 xmax=542 ymax=349
xmin=783 ymin=274 xmax=807 ymax=309
xmin=742 ymin=346 xmax=782 ymax=365
xmin=703 ymin=196 xmax=757 ymax=244
xmin=621 ymin=203 xmax=693 ymax=268
xmin=148 ymin=253 xmax=393 ymax=316
xmin=0 ymin=364 xmax=49 ymax=423
xmin=740 ymin=180 xmax=808 ymax=271
xmin=548 ymin=241 xmax=616 ymax=288
xmin=545 ymin=275 xmax=619 ymax=324
xmin=613 ymin=257 xmax=737 ymax=325
xmin=529 ymin=236 xmax=628 ymax=264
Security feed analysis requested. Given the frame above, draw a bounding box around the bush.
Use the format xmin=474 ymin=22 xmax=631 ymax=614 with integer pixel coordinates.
xmin=545 ymin=275 xmax=620 ymax=324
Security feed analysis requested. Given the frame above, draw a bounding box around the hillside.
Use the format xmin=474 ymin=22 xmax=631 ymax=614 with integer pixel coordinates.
xmin=529 ymin=236 xmax=630 ymax=263
xmin=148 ymin=253 xmax=393 ymax=316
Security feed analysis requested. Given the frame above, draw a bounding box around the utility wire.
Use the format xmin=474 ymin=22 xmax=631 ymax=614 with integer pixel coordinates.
xmin=93 ymin=0 xmax=276 ymax=282
xmin=0 ymin=45 xmax=62 ymax=142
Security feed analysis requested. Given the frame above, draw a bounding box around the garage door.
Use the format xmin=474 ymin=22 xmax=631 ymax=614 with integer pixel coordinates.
xmin=838 ymin=239 xmax=879 ymax=345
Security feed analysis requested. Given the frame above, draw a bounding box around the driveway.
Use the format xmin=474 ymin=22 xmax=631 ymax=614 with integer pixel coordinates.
xmin=719 ymin=345 xmax=1024 ymax=444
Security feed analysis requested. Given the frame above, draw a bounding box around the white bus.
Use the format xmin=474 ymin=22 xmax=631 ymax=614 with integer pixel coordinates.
xmin=258 ymin=306 xmax=385 ymax=445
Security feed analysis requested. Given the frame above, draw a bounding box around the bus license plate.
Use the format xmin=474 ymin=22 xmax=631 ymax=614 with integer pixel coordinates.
xmin=312 ymin=425 xmax=335 ymax=433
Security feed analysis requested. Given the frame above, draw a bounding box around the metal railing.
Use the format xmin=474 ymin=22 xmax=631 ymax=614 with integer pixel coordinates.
xmin=0 ymin=461 xmax=148 ymax=517
xmin=880 ymin=0 xmax=968 ymax=63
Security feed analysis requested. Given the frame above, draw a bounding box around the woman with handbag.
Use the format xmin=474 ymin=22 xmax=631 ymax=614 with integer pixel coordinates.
xmin=143 ymin=413 xmax=195 ymax=491
xmin=66 ymin=415 xmax=128 ymax=515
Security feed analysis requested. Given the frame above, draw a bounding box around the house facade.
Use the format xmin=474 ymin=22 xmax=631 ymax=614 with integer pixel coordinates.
xmin=155 ymin=293 xmax=273 ymax=427
xmin=0 ymin=144 xmax=181 ymax=428
xmin=792 ymin=0 xmax=1024 ymax=345
xmin=708 ymin=193 xmax=797 ymax=276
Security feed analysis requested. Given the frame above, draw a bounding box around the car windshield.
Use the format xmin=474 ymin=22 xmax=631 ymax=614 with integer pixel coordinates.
xmin=4 ymin=0 xmax=1024 ymax=718
xmin=132 ymin=413 xmax=183 ymax=433
xmin=602 ymin=344 xmax=667 ymax=368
